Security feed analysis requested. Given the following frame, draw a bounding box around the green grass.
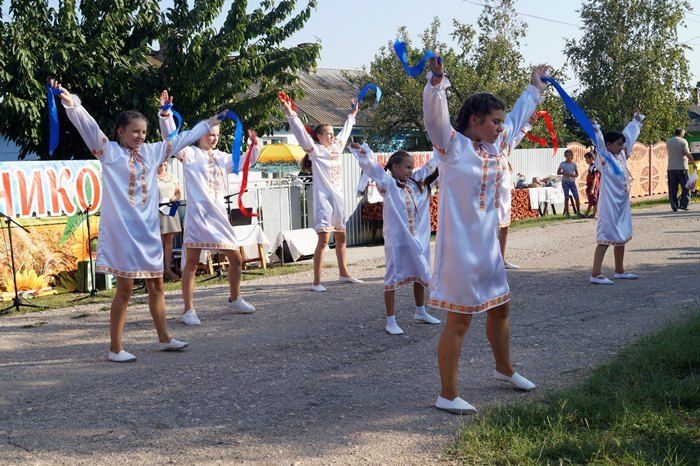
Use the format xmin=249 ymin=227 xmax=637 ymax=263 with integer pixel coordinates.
xmin=1 ymin=263 xmax=311 ymax=315
xmin=447 ymin=310 xmax=700 ymax=465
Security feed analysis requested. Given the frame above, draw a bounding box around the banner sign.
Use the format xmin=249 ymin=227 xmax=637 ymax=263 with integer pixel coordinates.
xmin=0 ymin=160 xmax=102 ymax=218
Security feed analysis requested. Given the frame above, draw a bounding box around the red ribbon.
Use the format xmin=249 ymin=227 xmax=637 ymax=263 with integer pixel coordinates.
xmin=237 ymin=142 xmax=258 ymax=218
xmin=524 ymin=110 xmax=559 ymax=155
xmin=277 ymin=91 xmax=298 ymax=112
xmin=278 ymin=90 xmax=314 ymax=138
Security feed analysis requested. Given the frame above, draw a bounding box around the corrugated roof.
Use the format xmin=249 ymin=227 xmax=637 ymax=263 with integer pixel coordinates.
xmin=293 ymin=68 xmax=369 ymax=128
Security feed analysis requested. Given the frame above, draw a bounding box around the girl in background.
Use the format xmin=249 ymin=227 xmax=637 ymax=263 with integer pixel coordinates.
xmin=280 ymin=97 xmax=363 ymax=292
xmin=350 ymin=143 xmax=441 ymax=335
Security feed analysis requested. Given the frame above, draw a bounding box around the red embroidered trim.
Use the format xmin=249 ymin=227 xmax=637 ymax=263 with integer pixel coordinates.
xmin=428 ymin=292 xmax=511 ymax=314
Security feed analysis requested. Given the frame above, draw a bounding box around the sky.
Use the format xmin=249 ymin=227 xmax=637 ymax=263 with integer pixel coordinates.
xmin=231 ymin=0 xmax=700 ymax=90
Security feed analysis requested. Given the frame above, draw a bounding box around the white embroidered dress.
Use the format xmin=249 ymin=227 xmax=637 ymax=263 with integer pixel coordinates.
xmin=64 ymin=99 xmax=213 ymax=278
xmin=498 ymin=122 xmax=531 ymax=228
xmin=592 ymin=118 xmax=642 ymax=245
xmin=284 ymin=111 xmax=355 ymax=232
xmin=350 ymin=145 xmax=438 ymax=290
xmin=423 ymin=73 xmax=541 ymax=314
xmin=160 ymin=115 xmax=261 ymax=250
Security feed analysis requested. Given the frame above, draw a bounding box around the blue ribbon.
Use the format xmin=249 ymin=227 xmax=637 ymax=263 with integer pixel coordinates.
xmin=47 ymin=84 xmax=62 ymax=156
xmin=393 ymin=40 xmax=437 ymax=78
xmin=541 ymin=76 xmax=621 ymax=175
xmin=357 ymin=83 xmax=382 ymax=104
xmin=168 ymin=200 xmax=180 ymax=217
xmin=160 ymin=103 xmax=183 ymax=141
xmin=217 ymin=110 xmax=244 ymax=174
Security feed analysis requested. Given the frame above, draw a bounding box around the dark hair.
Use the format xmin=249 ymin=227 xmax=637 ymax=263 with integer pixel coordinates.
xmin=584 ymin=151 xmax=594 ymax=159
xmin=674 ymin=128 xmax=684 ymax=136
xmin=113 ymin=110 xmax=148 ymax=141
xmin=385 ymin=151 xmax=438 ymax=194
xmin=455 ymin=93 xmax=506 ymax=133
xmin=603 ymin=131 xmax=625 ymax=145
xmin=564 ymin=149 xmax=574 ymax=157
xmin=300 ymin=154 xmax=312 ymax=173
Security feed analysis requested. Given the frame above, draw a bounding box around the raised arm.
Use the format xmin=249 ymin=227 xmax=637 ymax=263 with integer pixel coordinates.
xmin=158 ymin=110 xmax=188 ymax=162
xmin=412 ymin=152 xmax=439 ymax=182
xmin=160 ymin=117 xmax=220 ymax=165
xmin=349 ymin=143 xmax=389 ymax=189
xmin=280 ymin=99 xmax=316 ymax=154
xmin=622 ymin=113 xmax=644 ymax=159
xmin=221 ymin=130 xmax=263 ymax=174
xmin=503 ymin=67 xmax=546 ymax=146
xmin=51 ymin=80 xmax=109 ymax=158
xmin=335 ymin=99 xmax=358 ymax=152
xmin=591 ymin=124 xmax=608 ymax=170
xmin=422 ymin=62 xmax=456 ymax=160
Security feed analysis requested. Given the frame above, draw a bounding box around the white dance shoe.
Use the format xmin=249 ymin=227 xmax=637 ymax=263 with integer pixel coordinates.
xmin=613 ymin=272 xmax=638 ymax=280
xmin=494 ymin=370 xmax=536 ymax=391
xmin=435 ymin=396 xmax=478 ymax=415
xmin=228 ymin=297 xmax=256 ymax=314
xmin=414 ymin=311 xmax=441 ymax=324
xmin=339 ymin=276 xmax=364 ymax=284
xmin=589 ymin=275 xmax=614 ymax=285
xmin=182 ymin=309 xmax=201 ymax=326
xmin=157 ymin=339 xmax=189 ymax=351
xmin=108 ymin=350 xmax=136 ymax=363
xmin=310 ymin=284 xmax=327 ymax=292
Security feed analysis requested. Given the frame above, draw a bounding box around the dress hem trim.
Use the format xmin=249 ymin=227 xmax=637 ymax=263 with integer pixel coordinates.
xmin=428 ymin=292 xmax=511 ymax=315
xmin=96 ymin=265 xmax=163 ymax=279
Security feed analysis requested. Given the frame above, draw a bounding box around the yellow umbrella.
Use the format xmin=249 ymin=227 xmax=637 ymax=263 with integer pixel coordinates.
xmin=258 ymin=143 xmax=307 ymax=165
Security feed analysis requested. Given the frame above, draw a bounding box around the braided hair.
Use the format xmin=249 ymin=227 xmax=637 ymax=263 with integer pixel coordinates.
xmin=454 ymin=93 xmax=506 ymax=133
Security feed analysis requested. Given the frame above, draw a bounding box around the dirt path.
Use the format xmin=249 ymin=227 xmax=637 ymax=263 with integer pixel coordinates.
xmin=1 ymin=205 xmax=698 ymax=464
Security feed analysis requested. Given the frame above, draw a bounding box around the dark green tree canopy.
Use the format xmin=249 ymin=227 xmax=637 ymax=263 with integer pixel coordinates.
xmin=350 ymin=0 xmax=575 ymax=152
xmin=0 ymin=0 xmax=320 ymax=159
xmin=565 ymin=0 xmax=692 ymax=143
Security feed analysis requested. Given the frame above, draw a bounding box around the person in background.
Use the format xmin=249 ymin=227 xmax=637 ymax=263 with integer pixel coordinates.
xmin=583 ymin=151 xmax=600 ymax=219
xmin=557 ymin=149 xmax=584 ymax=218
xmin=157 ymin=161 xmax=182 ymax=281
xmin=665 ymin=128 xmax=694 ymax=212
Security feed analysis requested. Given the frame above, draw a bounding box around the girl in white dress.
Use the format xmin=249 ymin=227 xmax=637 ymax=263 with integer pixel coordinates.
xmin=50 ymin=80 xmax=226 ymax=363
xmin=280 ymin=97 xmax=364 ymax=292
xmin=158 ymin=91 xmax=262 ymax=326
xmin=497 ymin=117 xmax=533 ymax=270
xmin=588 ymin=114 xmax=644 ymax=285
xmin=422 ymin=61 xmax=547 ymax=414
xmin=349 ymin=143 xmax=441 ymax=335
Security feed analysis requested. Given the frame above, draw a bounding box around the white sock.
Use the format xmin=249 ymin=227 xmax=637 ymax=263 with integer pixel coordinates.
xmin=415 ymin=305 xmax=427 ymax=315
xmin=386 ymin=315 xmax=397 ymax=326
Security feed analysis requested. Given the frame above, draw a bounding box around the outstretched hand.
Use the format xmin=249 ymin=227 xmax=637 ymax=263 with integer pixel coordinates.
xmin=429 ymin=56 xmax=444 ymax=85
xmin=280 ymin=96 xmax=294 ymax=114
xmin=531 ymin=65 xmax=549 ymax=92
xmin=349 ymin=142 xmax=366 ymax=154
xmin=350 ymin=98 xmax=359 ymax=116
xmin=247 ymin=129 xmax=259 ymax=146
xmin=159 ymin=90 xmax=173 ymax=112
xmin=49 ymin=79 xmax=74 ymax=106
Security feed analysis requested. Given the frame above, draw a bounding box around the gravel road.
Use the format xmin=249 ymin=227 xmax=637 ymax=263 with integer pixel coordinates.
xmin=1 ymin=205 xmax=698 ymax=464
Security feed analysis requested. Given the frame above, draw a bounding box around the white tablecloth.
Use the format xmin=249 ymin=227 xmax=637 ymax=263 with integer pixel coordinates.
xmin=270 ymin=228 xmax=321 ymax=262
xmin=527 ymin=187 xmax=565 ymax=209
xmin=191 ymin=224 xmax=271 ymax=265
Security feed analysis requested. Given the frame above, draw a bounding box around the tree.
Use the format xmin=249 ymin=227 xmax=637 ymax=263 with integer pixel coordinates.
xmin=353 ymin=1 xmax=575 ymax=151
xmin=156 ymin=0 xmax=320 ymax=140
xmin=0 ymin=0 xmax=161 ymax=159
xmin=0 ymin=0 xmax=320 ymax=159
xmin=565 ymin=0 xmax=692 ymax=143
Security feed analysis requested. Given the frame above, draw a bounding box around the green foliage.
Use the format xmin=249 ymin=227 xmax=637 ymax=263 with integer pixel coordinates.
xmin=565 ymin=0 xmax=692 ymax=144
xmin=0 ymin=0 xmax=320 ymax=159
xmin=351 ymin=1 xmax=576 ymax=151
xmin=448 ymin=310 xmax=700 ymax=465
